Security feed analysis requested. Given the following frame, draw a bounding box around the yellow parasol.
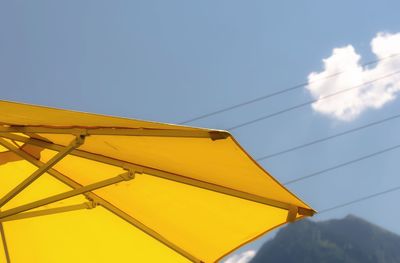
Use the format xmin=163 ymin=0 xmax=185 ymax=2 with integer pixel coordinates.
xmin=0 ymin=100 xmax=314 ymax=262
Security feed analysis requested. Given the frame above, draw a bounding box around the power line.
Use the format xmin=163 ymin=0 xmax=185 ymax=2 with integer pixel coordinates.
xmin=283 ymin=142 xmax=400 ymax=185
xmin=257 ymin=113 xmax=400 ymax=161
xmin=227 ymin=69 xmax=400 ymax=130
xmin=180 ymin=53 xmax=400 ymax=125
xmin=318 ymin=185 xmax=400 ymax=214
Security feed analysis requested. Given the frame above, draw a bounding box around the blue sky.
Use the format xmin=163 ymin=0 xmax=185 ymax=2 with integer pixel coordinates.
xmin=2 ymin=1 xmax=400 ymax=261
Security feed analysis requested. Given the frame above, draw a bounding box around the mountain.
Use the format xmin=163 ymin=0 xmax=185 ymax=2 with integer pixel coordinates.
xmin=250 ymin=215 xmax=400 ymax=263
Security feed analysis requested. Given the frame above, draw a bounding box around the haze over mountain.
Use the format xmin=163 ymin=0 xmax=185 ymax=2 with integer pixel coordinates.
xmin=250 ymin=215 xmax=400 ymax=263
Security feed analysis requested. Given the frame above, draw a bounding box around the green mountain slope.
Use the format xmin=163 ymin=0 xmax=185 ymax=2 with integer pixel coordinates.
xmin=250 ymin=215 xmax=400 ymax=263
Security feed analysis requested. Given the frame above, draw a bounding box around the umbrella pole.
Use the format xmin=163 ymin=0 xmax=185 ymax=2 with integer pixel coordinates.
xmin=0 ymin=222 xmax=10 ymax=263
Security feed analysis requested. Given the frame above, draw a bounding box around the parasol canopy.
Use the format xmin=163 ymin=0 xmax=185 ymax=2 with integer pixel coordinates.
xmin=0 ymin=100 xmax=314 ymax=262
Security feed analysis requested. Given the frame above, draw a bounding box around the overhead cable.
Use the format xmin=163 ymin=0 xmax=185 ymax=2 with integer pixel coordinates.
xmin=180 ymin=53 xmax=400 ymax=125
xmin=257 ymin=113 xmax=400 ymax=161
xmin=318 ymin=185 xmax=400 ymax=214
xmin=227 ymin=69 xmax=400 ymax=130
xmin=283 ymin=142 xmax=400 ymax=185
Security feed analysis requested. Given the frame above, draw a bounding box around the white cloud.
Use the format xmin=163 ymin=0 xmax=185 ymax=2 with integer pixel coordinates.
xmin=306 ymin=32 xmax=400 ymax=121
xmin=224 ymin=250 xmax=256 ymax=263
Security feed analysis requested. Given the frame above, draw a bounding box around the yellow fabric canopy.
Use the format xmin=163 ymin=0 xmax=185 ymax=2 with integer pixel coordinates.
xmin=0 ymin=100 xmax=314 ymax=263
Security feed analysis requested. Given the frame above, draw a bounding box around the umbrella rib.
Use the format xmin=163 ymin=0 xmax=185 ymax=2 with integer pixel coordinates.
xmin=0 ymin=138 xmax=203 ymax=263
xmin=1 ymin=133 xmax=315 ymax=217
xmin=0 ymin=126 xmax=229 ymax=140
xmin=0 ymin=135 xmax=85 ymax=208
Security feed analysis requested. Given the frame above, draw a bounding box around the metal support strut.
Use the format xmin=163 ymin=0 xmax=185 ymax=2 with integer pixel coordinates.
xmin=0 ymin=171 xmax=134 ymax=220
xmin=0 ymin=135 xmax=85 ymax=208
xmin=0 ymin=201 xmax=96 ymax=222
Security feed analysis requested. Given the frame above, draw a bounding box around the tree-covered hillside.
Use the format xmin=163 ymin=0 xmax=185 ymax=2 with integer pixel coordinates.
xmin=250 ymin=215 xmax=400 ymax=263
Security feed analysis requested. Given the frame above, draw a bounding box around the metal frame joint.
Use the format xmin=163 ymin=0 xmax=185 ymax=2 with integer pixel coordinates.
xmin=73 ymin=133 xmax=86 ymax=147
xmin=286 ymin=205 xmax=298 ymax=223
